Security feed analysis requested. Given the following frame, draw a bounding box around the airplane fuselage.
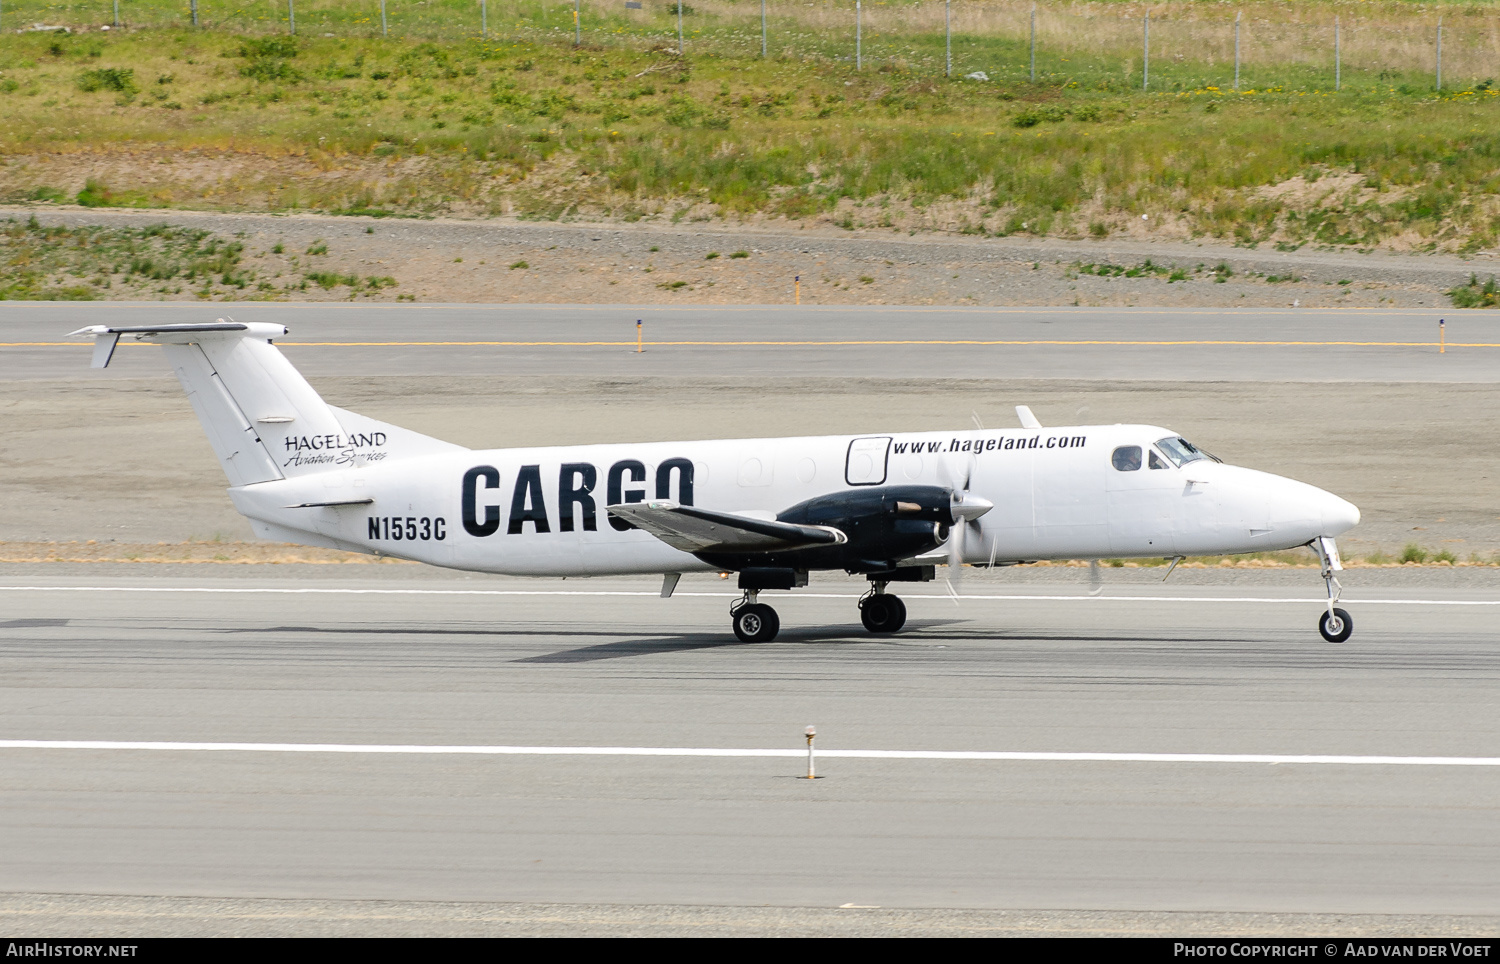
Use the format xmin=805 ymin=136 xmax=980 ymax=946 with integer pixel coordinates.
xmin=229 ymin=424 xmax=1360 ymax=577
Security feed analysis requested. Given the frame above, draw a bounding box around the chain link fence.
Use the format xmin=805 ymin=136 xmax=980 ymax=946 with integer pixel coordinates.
xmin=3 ymin=1 xmax=1495 ymax=92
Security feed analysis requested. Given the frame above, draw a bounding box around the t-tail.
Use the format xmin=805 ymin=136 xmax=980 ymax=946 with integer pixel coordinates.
xmin=72 ymin=322 xmax=465 ymax=550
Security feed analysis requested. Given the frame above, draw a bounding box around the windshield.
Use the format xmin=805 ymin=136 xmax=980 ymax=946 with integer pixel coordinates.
xmin=1154 ymin=436 xmax=1214 ymax=467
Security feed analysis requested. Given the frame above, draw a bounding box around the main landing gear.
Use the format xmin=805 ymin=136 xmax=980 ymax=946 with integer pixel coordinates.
xmin=1311 ymin=536 xmax=1354 ymax=643
xmin=727 ymin=582 xmax=912 ymax=642
xmin=731 ymin=591 xmax=780 ymax=643
xmin=858 ymin=582 xmax=907 ymax=634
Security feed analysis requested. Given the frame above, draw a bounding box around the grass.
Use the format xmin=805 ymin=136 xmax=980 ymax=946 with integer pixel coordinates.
xmin=1448 ymin=274 xmax=1500 ymax=307
xmin=1035 ymin=545 xmax=1498 ymax=568
xmin=0 ymin=215 xmax=247 ymax=299
xmin=1 ymin=2 xmax=1499 ymax=252
xmin=0 ymin=215 xmax=397 ymax=300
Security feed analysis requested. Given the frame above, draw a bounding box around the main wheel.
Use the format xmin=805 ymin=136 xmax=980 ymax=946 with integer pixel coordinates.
xmin=732 ymin=603 xmax=780 ymax=643
xmin=859 ymin=593 xmax=907 ymax=634
xmin=1318 ymin=607 xmax=1353 ymax=643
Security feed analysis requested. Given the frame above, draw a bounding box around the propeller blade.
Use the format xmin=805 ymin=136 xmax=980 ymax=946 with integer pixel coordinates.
xmin=947 ymin=514 xmax=965 ymax=590
xmin=1088 ymin=559 xmax=1103 ymax=596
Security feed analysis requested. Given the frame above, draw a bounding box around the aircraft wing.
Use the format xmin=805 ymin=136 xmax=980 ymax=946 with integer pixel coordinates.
xmin=606 ymin=501 xmax=846 ymax=554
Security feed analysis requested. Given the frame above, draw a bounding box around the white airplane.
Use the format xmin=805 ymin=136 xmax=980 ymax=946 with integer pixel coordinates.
xmin=72 ymin=321 xmax=1362 ymax=643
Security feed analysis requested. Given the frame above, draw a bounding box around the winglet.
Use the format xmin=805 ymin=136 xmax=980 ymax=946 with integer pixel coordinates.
xmin=1016 ymin=405 xmax=1043 ymax=429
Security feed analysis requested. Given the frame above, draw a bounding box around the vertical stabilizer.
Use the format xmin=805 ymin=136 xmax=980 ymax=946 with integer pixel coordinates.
xmin=193 ymin=332 xmax=350 ymax=476
xmin=71 ymin=322 xmax=465 ymax=487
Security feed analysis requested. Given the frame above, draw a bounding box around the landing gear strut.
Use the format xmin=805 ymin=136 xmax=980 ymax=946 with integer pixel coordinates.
xmin=859 ymin=582 xmax=907 ymax=634
xmin=1310 ymin=536 xmax=1353 ymax=643
xmin=730 ymin=590 xmax=780 ymax=643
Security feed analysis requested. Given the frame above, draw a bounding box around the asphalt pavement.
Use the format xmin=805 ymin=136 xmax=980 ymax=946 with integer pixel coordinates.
xmin=3 ymin=303 xmax=1494 ymax=382
xmin=3 ymin=567 xmax=1499 ymax=933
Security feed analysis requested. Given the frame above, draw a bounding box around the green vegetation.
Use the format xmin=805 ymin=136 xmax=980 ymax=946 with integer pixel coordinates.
xmin=0 ymin=216 xmax=397 ymax=300
xmin=1 ymin=2 xmax=1499 ymax=250
xmin=1400 ymin=542 xmax=1429 ymax=564
xmin=304 ymin=271 xmax=397 ymax=290
xmin=0 ymin=217 xmax=249 ymax=300
xmin=1067 ymin=544 xmax=1491 ymax=568
xmin=1448 ymin=274 xmax=1500 ymax=308
xmin=1068 ymin=260 xmax=1228 ymax=283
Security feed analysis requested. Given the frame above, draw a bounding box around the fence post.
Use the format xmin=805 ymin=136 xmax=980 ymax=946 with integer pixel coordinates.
xmin=761 ymin=0 xmax=767 ymax=58
xmin=191 ymin=0 xmax=198 ymax=27
xmin=482 ymin=0 xmax=487 ymax=38
xmin=1030 ymin=4 xmax=1036 ymax=82
xmin=288 ymin=0 xmax=295 ymax=35
xmin=856 ymin=0 xmax=861 ymax=71
xmin=1143 ymin=12 xmax=1149 ymax=90
xmin=381 ymin=0 xmax=387 ymax=36
xmin=677 ymin=0 xmax=683 ymax=55
xmin=112 ymin=0 xmax=118 ymax=27
xmin=1234 ymin=11 xmax=1240 ymax=90
xmin=1436 ymin=17 xmax=1442 ymax=90
xmin=944 ymin=0 xmax=950 ymax=78
xmin=575 ymin=0 xmax=580 ymax=46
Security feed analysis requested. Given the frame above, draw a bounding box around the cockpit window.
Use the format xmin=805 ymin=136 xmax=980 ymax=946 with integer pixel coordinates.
xmin=1149 ymin=449 xmax=1168 ymax=470
xmin=1155 ymin=436 xmax=1213 ymax=467
xmin=1111 ymin=446 xmax=1142 ymax=471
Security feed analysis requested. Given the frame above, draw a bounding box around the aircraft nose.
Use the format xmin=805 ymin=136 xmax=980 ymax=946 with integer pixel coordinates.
xmin=1319 ymin=490 xmax=1361 ymax=536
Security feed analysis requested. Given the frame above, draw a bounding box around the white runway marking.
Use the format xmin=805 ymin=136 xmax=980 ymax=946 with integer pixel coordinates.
xmin=0 ymin=586 xmax=1497 ymax=606
xmin=2 ymin=740 xmax=1497 ymax=766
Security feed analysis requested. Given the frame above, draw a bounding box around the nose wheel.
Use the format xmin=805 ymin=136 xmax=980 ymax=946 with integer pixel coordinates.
xmin=859 ymin=584 xmax=907 ymax=634
xmin=730 ymin=591 xmax=780 ymax=643
xmin=1319 ymin=607 xmax=1353 ymax=643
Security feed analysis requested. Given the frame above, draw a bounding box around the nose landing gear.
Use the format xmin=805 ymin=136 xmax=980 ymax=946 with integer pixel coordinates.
xmin=1310 ymin=536 xmax=1353 ymax=643
xmin=859 ymin=582 xmax=907 ymax=634
xmin=730 ymin=591 xmax=780 ymax=643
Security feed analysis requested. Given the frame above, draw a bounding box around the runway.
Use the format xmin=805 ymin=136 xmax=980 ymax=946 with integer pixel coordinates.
xmin=1 ymin=303 xmax=1490 ymax=381
xmin=4 ymin=568 xmax=1500 ymax=926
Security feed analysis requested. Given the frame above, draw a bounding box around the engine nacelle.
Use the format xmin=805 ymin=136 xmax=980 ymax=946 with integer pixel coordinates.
xmin=695 ymin=485 xmax=955 ymax=574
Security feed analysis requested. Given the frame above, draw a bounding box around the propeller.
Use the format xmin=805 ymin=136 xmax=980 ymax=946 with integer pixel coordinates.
xmin=1088 ymin=559 xmax=1103 ymax=596
xmin=937 ymin=455 xmax=993 ymax=593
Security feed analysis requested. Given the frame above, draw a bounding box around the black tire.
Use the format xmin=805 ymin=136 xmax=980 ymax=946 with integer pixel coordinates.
xmin=859 ymin=593 xmax=907 ymax=634
xmin=1318 ymin=607 xmax=1353 ymax=643
xmin=732 ymin=603 xmax=780 ymax=643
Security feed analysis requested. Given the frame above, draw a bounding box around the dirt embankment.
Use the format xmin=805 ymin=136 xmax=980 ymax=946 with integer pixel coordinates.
xmin=4 ymin=205 xmax=1495 ymax=308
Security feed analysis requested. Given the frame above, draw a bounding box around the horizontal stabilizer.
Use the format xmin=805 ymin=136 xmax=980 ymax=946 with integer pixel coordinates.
xmin=71 ymin=321 xmax=285 ymax=370
xmin=70 ymin=323 xmax=253 ymax=336
xmin=607 ymin=501 xmax=846 ymax=554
